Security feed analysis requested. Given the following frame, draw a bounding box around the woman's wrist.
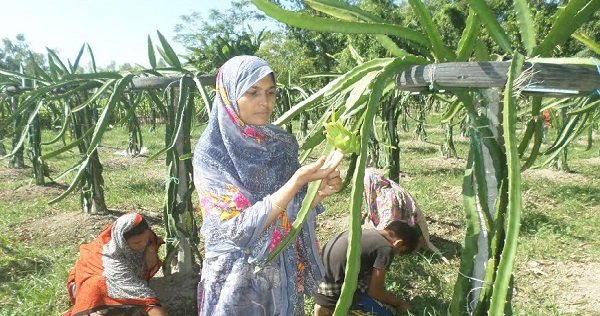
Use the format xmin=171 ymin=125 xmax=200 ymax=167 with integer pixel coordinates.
xmin=290 ymin=173 xmax=306 ymax=191
xmin=311 ymin=193 xmax=325 ymax=208
xmin=272 ymin=201 xmax=286 ymax=213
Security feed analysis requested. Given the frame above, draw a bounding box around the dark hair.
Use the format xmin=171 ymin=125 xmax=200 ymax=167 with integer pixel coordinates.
xmin=123 ymin=217 xmax=149 ymax=240
xmin=385 ymin=221 xmax=420 ymax=253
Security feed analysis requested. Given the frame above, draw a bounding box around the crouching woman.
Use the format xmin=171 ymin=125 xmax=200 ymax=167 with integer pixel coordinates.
xmin=64 ymin=213 xmax=167 ymax=316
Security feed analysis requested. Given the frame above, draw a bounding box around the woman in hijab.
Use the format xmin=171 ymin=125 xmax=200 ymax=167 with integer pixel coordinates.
xmin=64 ymin=213 xmax=166 ymax=316
xmin=193 ymin=55 xmax=342 ymax=316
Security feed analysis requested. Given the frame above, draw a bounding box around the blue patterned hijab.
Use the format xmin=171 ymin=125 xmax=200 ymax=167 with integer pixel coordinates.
xmin=193 ymin=55 xmax=323 ymax=315
xmin=194 ymin=56 xmax=299 ymax=202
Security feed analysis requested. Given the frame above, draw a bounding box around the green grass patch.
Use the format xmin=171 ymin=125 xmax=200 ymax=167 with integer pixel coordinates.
xmin=0 ymin=115 xmax=598 ymax=315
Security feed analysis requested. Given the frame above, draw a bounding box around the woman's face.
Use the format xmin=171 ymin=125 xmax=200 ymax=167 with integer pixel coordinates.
xmin=126 ymin=229 xmax=151 ymax=253
xmin=236 ymin=75 xmax=276 ymax=125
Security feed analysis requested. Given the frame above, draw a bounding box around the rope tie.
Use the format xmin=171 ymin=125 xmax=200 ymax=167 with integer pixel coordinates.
xmin=428 ymin=64 xmax=437 ymax=91
xmin=166 ymin=176 xmax=180 ymax=184
xmin=593 ymin=57 xmax=600 ymax=96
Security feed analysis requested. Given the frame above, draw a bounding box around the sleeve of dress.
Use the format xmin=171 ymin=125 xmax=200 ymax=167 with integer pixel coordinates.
xmin=287 ymin=185 xmax=325 ymax=218
xmin=228 ymin=195 xmax=282 ymax=260
xmin=197 ymin=175 xmax=325 ymax=262
xmin=222 ymin=194 xmax=326 ymax=266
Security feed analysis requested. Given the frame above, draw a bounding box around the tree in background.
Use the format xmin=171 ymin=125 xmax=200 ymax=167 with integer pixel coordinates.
xmin=174 ymin=0 xmax=268 ymax=73
xmin=0 ymin=34 xmax=46 ymax=74
xmin=173 ymin=0 xmax=347 ymax=88
xmin=256 ymin=32 xmax=317 ymax=79
xmin=0 ymin=35 xmax=46 ymax=169
xmin=277 ymin=0 xmax=347 ymax=80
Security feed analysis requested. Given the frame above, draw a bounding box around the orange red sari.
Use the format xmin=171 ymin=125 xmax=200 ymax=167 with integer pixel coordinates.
xmin=64 ymin=213 xmax=162 ymax=316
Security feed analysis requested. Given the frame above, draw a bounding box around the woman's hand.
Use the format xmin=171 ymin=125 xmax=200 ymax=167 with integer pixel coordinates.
xmin=294 ymin=151 xmax=344 ymax=187
xmin=310 ymin=168 xmax=342 ymax=208
xmin=294 ymin=156 xmax=335 ymax=186
xmin=318 ymin=168 xmax=342 ymax=198
xmin=144 ymin=244 xmax=158 ymax=269
xmin=147 ymin=306 xmax=168 ymax=316
xmin=266 ymin=151 xmax=343 ymax=228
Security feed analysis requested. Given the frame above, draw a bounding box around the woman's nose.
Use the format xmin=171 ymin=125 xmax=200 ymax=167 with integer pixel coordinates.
xmin=258 ymin=92 xmax=269 ymax=105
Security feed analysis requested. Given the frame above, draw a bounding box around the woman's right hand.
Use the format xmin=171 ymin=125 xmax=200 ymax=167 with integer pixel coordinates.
xmin=147 ymin=306 xmax=168 ymax=316
xmin=144 ymin=244 xmax=158 ymax=269
xmin=265 ymin=152 xmax=343 ymax=228
xmin=294 ymin=155 xmax=339 ymax=187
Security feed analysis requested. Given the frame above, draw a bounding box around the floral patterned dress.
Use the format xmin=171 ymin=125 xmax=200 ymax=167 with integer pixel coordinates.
xmin=193 ymin=56 xmax=324 ymax=316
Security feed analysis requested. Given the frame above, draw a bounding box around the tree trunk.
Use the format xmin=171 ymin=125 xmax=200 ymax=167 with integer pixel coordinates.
xmin=299 ymin=112 xmax=308 ymax=139
xmin=28 ymin=114 xmax=46 ymax=185
xmin=414 ymin=98 xmax=428 ymax=141
xmin=126 ymin=94 xmax=143 ymax=157
xmin=162 ymin=85 xmax=199 ymax=276
xmin=551 ymin=108 xmax=571 ymax=171
xmin=0 ymin=115 xmax=7 ymax=156
xmin=441 ymin=122 xmax=457 ymax=158
xmin=367 ymin=129 xmax=381 ymax=168
xmin=72 ymin=96 xmax=108 ymax=215
xmin=150 ymin=106 xmax=158 ymax=132
xmin=383 ymin=92 xmax=401 ymax=183
xmin=401 ymin=103 xmax=409 ymax=132
xmin=82 ymin=150 xmax=107 ymax=214
xmin=9 ymin=96 xmax=25 ymax=169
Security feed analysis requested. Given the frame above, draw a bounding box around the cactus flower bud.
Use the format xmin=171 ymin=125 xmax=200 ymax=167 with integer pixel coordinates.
xmin=323 ymin=120 xmax=360 ymax=155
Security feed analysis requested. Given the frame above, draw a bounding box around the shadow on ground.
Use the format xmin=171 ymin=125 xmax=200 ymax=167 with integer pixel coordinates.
xmin=0 ymin=241 xmax=55 ymax=283
xmin=429 ymin=236 xmax=462 ymax=261
xmin=520 ymin=211 xmax=569 ymax=236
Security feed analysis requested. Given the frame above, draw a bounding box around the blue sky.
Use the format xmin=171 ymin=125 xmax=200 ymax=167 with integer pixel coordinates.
xmin=0 ymin=0 xmax=237 ymax=67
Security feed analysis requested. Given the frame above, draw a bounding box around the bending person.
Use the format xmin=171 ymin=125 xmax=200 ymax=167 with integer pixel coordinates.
xmin=64 ymin=213 xmax=166 ymax=316
xmin=314 ymin=221 xmax=419 ymax=316
xmin=363 ymin=168 xmax=446 ymax=261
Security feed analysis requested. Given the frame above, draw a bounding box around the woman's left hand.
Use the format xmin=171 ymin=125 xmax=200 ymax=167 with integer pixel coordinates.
xmin=318 ymin=168 xmax=342 ymax=198
xmin=144 ymin=244 xmax=158 ymax=269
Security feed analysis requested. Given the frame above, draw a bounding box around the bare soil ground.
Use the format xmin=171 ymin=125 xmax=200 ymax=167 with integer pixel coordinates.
xmin=523 ymin=168 xmax=593 ymax=184
xmin=0 ymin=166 xmax=31 ymax=182
xmin=514 ymin=260 xmax=600 ymax=315
xmin=0 ymin=182 xmax=64 ymax=204
xmin=420 ymin=156 xmax=466 ymax=171
xmin=576 ymin=156 xmax=600 ymax=167
xmin=16 ymin=209 xmax=165 ymax=246
xmin=149 ymin=269 xmax=199 ymax=315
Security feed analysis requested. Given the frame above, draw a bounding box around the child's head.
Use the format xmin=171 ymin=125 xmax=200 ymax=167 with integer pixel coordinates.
xmin=124 ymin=217 xmax=150 ymax=252
xmin=384 ymin=220 xmax=420 ymax=255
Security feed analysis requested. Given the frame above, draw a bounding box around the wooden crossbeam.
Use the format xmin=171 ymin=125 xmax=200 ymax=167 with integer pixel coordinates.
xmin=130 ymin=75 xmax=215 ymax=90
xmin=396 ymin=62 xmax=600 ymax=96
xmin=2 ymin=75 xmax=216 ymax=96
